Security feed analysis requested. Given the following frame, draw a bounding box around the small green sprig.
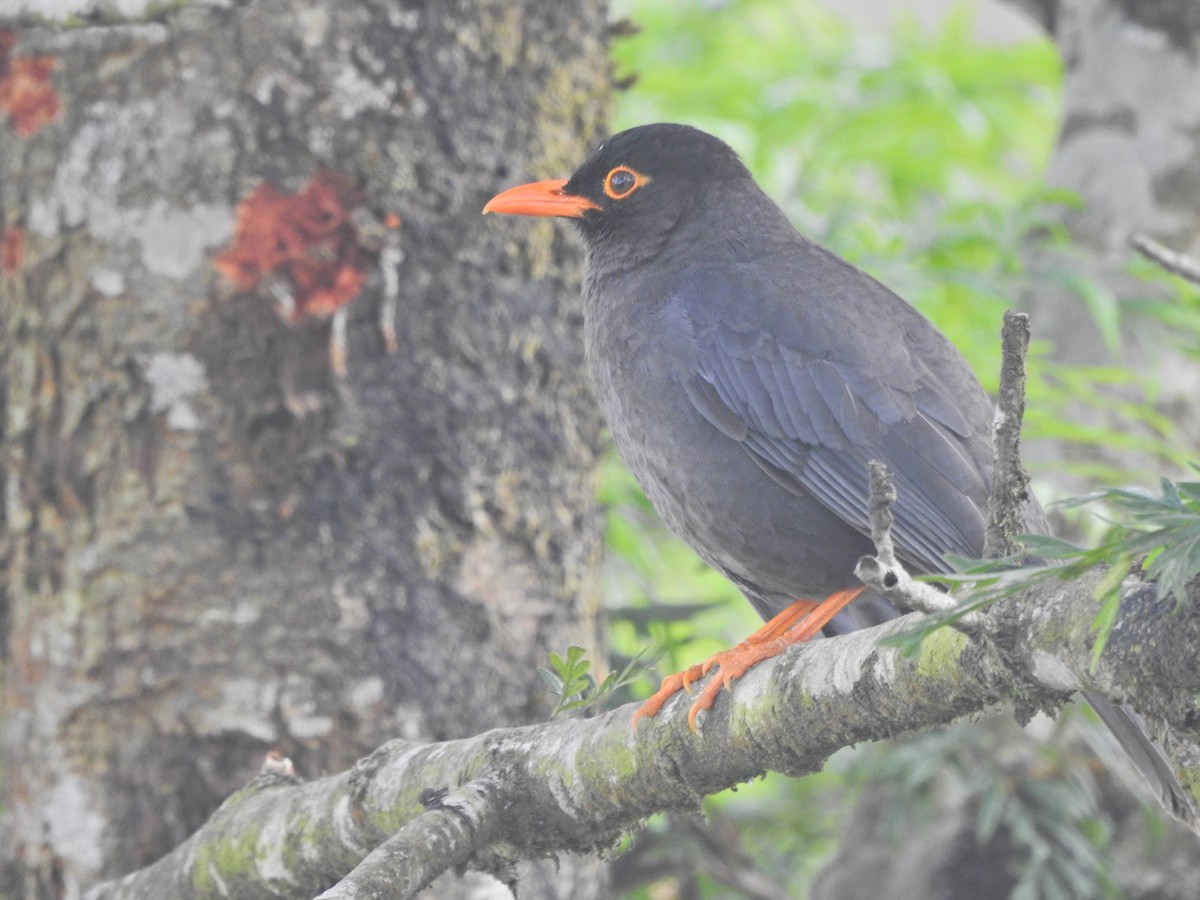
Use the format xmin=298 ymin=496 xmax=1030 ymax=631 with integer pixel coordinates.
xmin=538 ymin=645 xmax=653 ymax=719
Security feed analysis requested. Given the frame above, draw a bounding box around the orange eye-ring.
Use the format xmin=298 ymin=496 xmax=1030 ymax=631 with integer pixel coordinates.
xmin=604 ymin=166 xmax=647 ymax=200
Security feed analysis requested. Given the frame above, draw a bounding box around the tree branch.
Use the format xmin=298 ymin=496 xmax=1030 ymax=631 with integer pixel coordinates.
xmin=86 ymin=564 xmax=1200 ymax=899
xmin=317 ymin=780 xmax=505 ymax=899
xmin=1131 ymin=233 xmax=1200 ymax=287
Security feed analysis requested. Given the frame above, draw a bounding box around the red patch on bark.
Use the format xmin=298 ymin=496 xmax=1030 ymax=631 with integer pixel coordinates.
xmin=214 ymin=170 xmax=368 ymax=323
xmin=0 ymin=33 xmax=61 ymax=138
xmin=2 ymin=225 xmax=24 ymax=276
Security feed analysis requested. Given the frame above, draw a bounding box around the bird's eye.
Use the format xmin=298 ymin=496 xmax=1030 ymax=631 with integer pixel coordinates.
xmin=604 ymin=166 xmax=646 ymax=200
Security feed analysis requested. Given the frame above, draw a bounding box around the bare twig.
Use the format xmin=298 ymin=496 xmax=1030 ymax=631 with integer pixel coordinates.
xmin=983 ymin=311 xmax=1033 ymax=560
xmin=855 ymin=462 xmax=983 ymax=626
xmin=1131 ymin=233 xmax=1200 ymax=286
xmin=865 ymin=459 xmax=898 ymax=568
xmin=854 ymin=553 xmax=963 ymax=618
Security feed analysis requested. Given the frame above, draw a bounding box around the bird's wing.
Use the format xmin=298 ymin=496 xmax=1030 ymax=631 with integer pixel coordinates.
xmin=680 ymin=270 xmax=993 ymax=576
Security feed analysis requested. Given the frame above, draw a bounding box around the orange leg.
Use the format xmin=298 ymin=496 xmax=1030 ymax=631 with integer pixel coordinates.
xmin=630 ymin=598 xmax=819 ymax=730
xmin=631 ymin=587 xmax=864 ymax=733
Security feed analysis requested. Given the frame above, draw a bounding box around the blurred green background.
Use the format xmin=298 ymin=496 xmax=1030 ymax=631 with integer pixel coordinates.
xmin=574 ymin=0 xmax=1200 ymax=896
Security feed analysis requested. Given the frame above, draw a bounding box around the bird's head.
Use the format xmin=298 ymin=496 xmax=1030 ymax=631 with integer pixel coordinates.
xmin=484 ymin=124 xmax=754 ymax=266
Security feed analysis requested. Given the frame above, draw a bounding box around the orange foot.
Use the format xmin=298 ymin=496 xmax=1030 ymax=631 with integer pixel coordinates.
xmin=631 ymin=587 xmax=864 ymax=733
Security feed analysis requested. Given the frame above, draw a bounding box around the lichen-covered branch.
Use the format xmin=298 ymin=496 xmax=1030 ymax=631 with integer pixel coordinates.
xmin=984 ymin=310 xmax=1034 ymax=560
xmin=87 ymin=567 xmax=1200 ymax=899
xmin=317 ymin=779 xmax=505 ymax=899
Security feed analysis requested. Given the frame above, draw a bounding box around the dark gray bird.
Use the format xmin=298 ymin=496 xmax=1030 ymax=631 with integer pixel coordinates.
xmin=484 ymin=123 xmax=1190 ymax=822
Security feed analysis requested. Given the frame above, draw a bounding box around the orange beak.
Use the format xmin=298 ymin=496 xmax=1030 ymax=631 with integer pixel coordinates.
xmin=483 ymin=178 xmax=599 ymax=218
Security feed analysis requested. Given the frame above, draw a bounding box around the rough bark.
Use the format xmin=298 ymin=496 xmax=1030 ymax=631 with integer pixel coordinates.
xmin=0 ymin=2 xmax=611 ymax=897
xmin=1002 ymin=0 xmax=1200 ymax=254
xmin=84 ymin=562 xmax=1200 ymax=898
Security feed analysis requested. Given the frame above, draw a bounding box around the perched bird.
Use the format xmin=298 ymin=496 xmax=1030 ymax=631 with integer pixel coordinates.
xmin=484 ymin=123 xmax=1189 ymax=820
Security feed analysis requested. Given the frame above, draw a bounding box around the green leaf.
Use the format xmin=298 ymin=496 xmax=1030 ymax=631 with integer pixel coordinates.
xmin=1014 ymin=534 xmax=1087 ymax=558
xmin=536 ymin=666 xmax=562 ymax=693
xmin=539 ymin=645 xmax=657 ymax=719
xmin=566 ymin=644 xmax=587 ymax=668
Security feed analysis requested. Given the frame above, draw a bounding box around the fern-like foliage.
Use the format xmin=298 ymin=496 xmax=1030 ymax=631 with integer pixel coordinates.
xmin=888 ymin=469 xmax=1200 ymax=670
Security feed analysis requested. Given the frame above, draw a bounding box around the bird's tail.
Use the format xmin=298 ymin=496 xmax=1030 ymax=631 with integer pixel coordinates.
xmin=1082 ymin=690 xmax=1197 ymax=826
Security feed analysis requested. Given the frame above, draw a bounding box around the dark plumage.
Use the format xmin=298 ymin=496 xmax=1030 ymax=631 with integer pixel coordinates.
xmin=559 ymin=124 xmax=1027 ymax=620
xmin=484 ymin=123 xmax=1189 ymax=821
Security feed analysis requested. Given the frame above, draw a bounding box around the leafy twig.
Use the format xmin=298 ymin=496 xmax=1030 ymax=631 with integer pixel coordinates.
xmin=884 ymin=472 xmax=1200 ymax=666
xmin=538 ymin=645 xmax=655 ymax=718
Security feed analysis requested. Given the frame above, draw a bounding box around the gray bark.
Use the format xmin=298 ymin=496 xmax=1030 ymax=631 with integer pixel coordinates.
xmin=1 ymin=1 xmax=611 ymax=897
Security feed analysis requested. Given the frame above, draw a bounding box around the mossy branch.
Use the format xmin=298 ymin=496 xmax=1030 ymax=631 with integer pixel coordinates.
xmin=87 ymin=567 xmax=1200 ymax=899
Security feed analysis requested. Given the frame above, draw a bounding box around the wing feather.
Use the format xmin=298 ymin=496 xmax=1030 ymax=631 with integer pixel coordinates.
xmin=688 ymin=315 xmax=989 ymax=576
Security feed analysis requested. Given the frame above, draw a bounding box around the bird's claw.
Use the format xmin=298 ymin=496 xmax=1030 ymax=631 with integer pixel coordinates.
xmin=631 ymin=664 xmax=705 ymax=732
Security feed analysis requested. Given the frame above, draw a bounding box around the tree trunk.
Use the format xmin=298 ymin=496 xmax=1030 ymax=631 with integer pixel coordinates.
xmin=1015 ymin=0 xmax=1200 ymax=482
xmin=1039 ymin=0 xmax=1200 ymax=257
xmin=0 ymin=2 xmax=611 ymax=896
